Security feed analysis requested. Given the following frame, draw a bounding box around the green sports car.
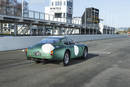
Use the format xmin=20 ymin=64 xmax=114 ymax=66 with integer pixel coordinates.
xmin=25 ymin=36 xmax=88 ymax=66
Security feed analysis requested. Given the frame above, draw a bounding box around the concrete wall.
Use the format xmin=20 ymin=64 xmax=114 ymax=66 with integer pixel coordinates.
xmin=69 ymin=35 xmax=127 ymax=42
xmin=0 ymin=36 xmax=47 ymax=51
xmin=0 ymin=35 xmax=128 ymax=51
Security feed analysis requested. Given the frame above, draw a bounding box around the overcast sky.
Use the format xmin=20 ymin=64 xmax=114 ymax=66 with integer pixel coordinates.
xmin=28 ymin=0 xmax=130 ymax=28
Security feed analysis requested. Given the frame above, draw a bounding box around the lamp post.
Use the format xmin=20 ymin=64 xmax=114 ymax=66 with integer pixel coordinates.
xmin=85 ymin=8 xmax=87 ymax=34
xmin=22 ymin=0 xmax=24 ymax=18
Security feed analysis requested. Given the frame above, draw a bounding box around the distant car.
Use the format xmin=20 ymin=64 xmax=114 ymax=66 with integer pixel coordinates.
xmin=25 ymin=36 xmax=88 ymax=66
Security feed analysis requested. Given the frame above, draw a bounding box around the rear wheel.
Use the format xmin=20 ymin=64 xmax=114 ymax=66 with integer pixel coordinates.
xmin=42 ymin=59 xmax=49 ymax=64
xmin=34 ymin=59 xmax=41 ymax=64
xmin=83 ymin=48 xmax=88 ymax=59
xmin=63 ymin=51 xmax=70 ymax=66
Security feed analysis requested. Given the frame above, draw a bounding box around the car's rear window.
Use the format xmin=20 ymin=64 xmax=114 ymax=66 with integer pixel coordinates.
xmin=40 ymin=37 xmax=64 ymax=44
xmin=40 ymin=39 xmax=60 ymax=44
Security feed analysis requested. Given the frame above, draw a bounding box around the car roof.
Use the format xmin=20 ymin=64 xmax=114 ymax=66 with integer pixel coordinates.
xmin=47 ymin=36 xmax=65 ymax=39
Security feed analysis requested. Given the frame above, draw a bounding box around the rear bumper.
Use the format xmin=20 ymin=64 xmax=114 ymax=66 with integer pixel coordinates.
xmin=26 ymin=51 xmax=54 ymax=60
xmin=26 ymin=55 xmax=54 ymax=60
xmin=27 ymin=57 xmax=52 ymax=61
xmin=26 ymin=55 xmax=63 ymax=61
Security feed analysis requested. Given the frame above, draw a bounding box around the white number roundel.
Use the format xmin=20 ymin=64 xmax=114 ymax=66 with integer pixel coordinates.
xmin=74 ymin=45 xmax=79 ymax=56
xmin=42 ymin=44 xmax=54 ymax=53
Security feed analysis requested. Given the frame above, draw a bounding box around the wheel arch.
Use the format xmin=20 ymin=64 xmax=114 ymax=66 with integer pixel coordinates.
xmin=65 ymin=49 xmax=71 ymax=57
xmin=83 ymin=46 xmax=88 ymax=55
xmin=84 ymin=46 xmax=88 ymax=50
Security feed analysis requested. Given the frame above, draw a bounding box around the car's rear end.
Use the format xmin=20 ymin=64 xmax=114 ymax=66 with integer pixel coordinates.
xmin=25 ymin=36 xmax=64 ymax=62
xmin=25 ymin=44 xmax=54 ymax=61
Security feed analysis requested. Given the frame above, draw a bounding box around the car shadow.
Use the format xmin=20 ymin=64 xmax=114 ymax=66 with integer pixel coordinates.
xmin=42 ymin=53 xmax=99 ymax=66
xmin=69 ymin=53 xmax=99 ymax=66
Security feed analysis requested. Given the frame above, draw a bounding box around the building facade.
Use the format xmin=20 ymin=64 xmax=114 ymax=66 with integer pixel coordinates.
xmin=0 ymin=0 xmax=29 ymax=17
xmin=99 ymin=24 xmax=115 ymax=34
xmin=45 ymin=0 xmax=73 ymax=23
xmin=82 ymin=7 xmax=100 ymax=25
xmin=81 ymin=7 xmax=100 ymax=34
xmin=72 ymin=17 xmax=81 ymax=25
xmin=0 ymin=0 xmax=29 ymax=35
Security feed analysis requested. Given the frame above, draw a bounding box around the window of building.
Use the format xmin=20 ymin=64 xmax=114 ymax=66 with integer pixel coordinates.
xmin=67 ymin=1 xmax=72 ymax=7
xmin=55 ymin=13 xmax=62 ymax=18
xmin=60 ymin=1 xmax=62 ymax=6
xmin=55 ymin=7 xmax=60 ymax=10
xmin=55 ymin=1 xmax=62 ymax=6
xmin=67 ymin=14 xmax=72 ymax=18
xmin=4 ymin=24 xmax=7 ymax=26
xmin=57 ymin=1 xmax=59 ymax=6
xmin=63 ymin=13 xmax=66 ymax=18
xmin=64 ymin=1 xmax=66 ymax=6
xmin=52 ymin=2 xmax=54 ymax=6
xmin=55 ymin=1 xmax=58 ymax=6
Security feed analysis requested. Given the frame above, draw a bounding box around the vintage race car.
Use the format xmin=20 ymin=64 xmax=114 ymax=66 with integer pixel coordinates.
xmin=25 ymin=36 xmax=88 ymax=66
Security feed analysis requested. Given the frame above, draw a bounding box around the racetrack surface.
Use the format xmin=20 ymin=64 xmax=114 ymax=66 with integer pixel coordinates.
xmin=0 ymin=37 xmax=130 ymax=87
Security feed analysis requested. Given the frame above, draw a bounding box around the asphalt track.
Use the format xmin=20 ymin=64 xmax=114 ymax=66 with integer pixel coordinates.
xmin=0 ymin=37 xmax=130 ymax=87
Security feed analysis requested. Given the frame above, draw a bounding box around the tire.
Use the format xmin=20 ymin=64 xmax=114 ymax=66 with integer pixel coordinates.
xmin=34 ymin=59 xmax=41 ymax=64
xmin=63 ymin=51 xmax=70 ymax=66
xmin=83 ymin=48 xmax=88 ymax=59
xmin=42 ymin=59 xmax=49 ymax=64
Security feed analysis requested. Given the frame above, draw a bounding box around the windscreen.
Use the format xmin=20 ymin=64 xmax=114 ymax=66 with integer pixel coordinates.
xmin=40 ymin=37 xmax=63 ymax=44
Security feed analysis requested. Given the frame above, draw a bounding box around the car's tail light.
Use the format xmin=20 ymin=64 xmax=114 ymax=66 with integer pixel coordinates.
xmin=50 ymin=50 xmax=53 ymax=55
xmin=25 ymin=48 xmax=28 ymax=55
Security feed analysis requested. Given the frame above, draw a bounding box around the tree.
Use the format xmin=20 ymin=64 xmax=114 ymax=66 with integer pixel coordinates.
xmin=128 ymin=28 xmax=130 ymax=32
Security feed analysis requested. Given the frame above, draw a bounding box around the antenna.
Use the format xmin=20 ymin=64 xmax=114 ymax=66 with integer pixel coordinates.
xmin=22 ymin=0 xmax=24 ymax=18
